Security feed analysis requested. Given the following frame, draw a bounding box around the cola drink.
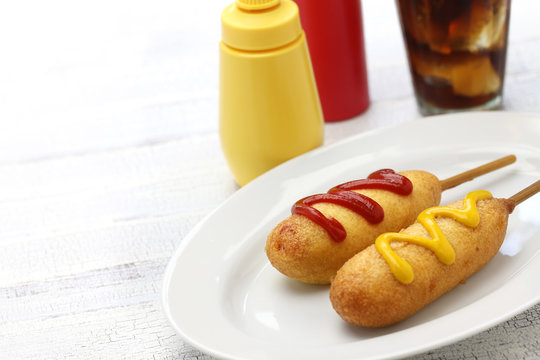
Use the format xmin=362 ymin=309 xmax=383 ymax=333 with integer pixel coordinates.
xmin=397 ymin=0 xmax=511 ymax=114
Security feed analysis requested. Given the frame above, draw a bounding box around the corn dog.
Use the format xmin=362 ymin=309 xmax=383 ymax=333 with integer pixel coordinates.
xmin=265 ymin=156 xmax=516 ymax=284
xmin=330 ymin=181 xmax=540 ymax=327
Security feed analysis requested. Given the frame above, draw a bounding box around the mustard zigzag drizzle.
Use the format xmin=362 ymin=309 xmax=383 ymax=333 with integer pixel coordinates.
xmin=375 ymin=190 xmax=493 ymax=284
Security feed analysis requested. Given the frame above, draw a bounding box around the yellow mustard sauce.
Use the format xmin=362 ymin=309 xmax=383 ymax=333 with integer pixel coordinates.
xmin=375 ymin=190 xmax=493 ymax=284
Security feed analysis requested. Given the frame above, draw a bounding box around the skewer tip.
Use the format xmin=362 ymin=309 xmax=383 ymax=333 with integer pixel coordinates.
xmin=508 ymin=179 xmax=540 ymax=209
xmin=440 ymin=154 xmax=517 ymax=191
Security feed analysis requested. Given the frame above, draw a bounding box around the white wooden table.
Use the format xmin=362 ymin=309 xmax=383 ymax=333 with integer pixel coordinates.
xmin=1 ymin=1 xmax=539 ymax=359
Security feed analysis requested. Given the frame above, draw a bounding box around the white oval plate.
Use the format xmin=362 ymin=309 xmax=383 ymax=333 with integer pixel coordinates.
xmin=162 ymin=111 xmax=540 ymax=360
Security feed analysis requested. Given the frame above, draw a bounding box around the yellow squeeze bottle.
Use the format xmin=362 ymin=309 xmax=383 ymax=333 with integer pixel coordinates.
xmin=220 ymin=0 xmax=324 ymax=186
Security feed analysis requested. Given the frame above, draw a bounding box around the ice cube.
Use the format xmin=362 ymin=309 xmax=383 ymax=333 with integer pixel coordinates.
xmin=448 ymin=0 xmax=509 ymax=52
xmin=450 ymin=55 xmax=501 ymax=96
xmin=411 ymin=52 xmax=501 ymax=97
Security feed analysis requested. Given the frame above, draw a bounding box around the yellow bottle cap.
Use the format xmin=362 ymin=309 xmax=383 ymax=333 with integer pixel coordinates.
xmin=236 ymin=0 xmax=280 ymax=11
xmin=221 ymin=0 xmax=302 ymax=51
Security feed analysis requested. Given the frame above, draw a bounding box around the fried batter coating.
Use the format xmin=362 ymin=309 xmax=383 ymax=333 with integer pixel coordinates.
xmin=265 ymin=170 xmax=442 ymax=284
xmin=329 ymin=197 xmax=513 ymax=327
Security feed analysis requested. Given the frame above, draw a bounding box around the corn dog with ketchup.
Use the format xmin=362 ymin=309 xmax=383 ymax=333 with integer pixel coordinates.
xmin=330 ymin=180 xmax=540 ymax=327
xmin=265 ymin=155 xmax=516 ymax=284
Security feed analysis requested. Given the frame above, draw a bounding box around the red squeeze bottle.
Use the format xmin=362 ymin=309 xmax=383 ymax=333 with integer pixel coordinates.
xmin=293 ymin=0 xmax=370 ymax=122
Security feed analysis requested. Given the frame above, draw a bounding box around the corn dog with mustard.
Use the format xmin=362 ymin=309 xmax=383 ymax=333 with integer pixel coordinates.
xmin=330 ymin=180 xmax=540 ymax=327
xmin=265 ymin=155 xmax=516 ymax=284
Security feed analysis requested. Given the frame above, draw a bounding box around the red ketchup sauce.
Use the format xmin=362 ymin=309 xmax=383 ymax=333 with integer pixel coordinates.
xmin=291 ymin=169 xmax=413 ymax=242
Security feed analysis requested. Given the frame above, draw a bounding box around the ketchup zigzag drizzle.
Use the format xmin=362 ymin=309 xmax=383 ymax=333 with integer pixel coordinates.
xmin=291 ymin=169 xmax=413 ymax=242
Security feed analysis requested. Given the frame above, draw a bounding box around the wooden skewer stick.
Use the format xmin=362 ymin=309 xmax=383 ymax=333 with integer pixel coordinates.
xmin=440 ymin=155 xmax=517 ymax=191
xmin=509 ymin=179 xmax=540 ymax=206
